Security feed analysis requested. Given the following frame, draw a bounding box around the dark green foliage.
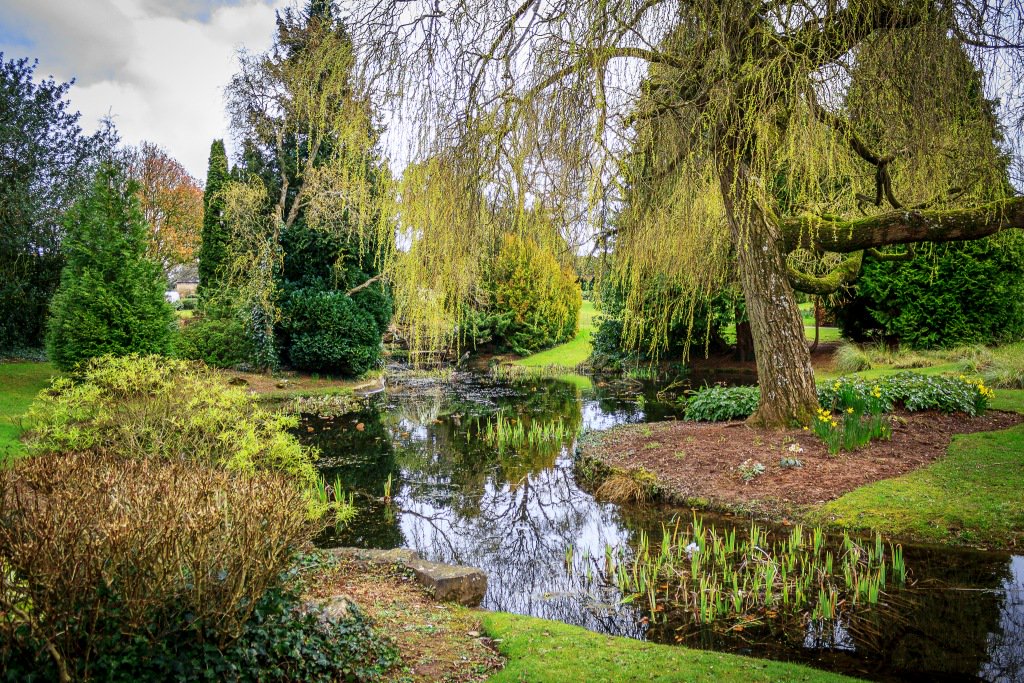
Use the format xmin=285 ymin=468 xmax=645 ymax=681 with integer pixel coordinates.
xmin=278 ymin=220 xmax=393 ymax=377
xmin=197 ymin=139 xmax=231 ymax=299
xmin=177 ymin=316 xmax=254 ymax=368
xmin=683 ymin=373 xmax=992 ymax=422
xmin=222 ymin=4 xmax=393 ymax=376
xmin=1 ymin=562 xmax=398 ymax=683
xmin=0 ymin=55 xmax=110 ymax=352
xmin=820 ymin=373 xmax=992 ymax=417
xmin=282 ymin=286 xmax=391 ymax=376
xmin=45 ymin=163 xmax=174 ymax=370
xmin=683 ymin=386 xmax=760 ymax=422
xmin=834 ymin=235 xmax=1024 ymax=349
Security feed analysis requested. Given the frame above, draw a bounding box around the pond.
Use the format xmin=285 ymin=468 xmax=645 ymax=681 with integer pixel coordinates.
xmin=301 ymin=371 xmax=1024 ymax=682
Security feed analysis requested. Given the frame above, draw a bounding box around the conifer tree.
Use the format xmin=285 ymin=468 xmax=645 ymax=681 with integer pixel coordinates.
xmin=46 ymin=163 xmax=174 ymax=370
xmin=197 ymin=139 xmax=230 ymax=299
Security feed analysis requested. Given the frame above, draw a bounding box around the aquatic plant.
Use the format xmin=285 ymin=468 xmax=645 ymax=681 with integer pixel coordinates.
xmin=488 ymin=363 xmax=587 ymax=383
xmin=482 ymin=414 xmax=575 ymax=451
xmin=625 ymin=365 xmax=658 ymax=381
xmin=568 ymin=516 xmax=909 ymax=631
xmin=310 ymin=474 xmax=358 ymax=526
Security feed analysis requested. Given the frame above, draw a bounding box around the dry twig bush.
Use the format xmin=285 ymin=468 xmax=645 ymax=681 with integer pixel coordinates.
xmin=0 ymin=452 xmax=313 ymax=681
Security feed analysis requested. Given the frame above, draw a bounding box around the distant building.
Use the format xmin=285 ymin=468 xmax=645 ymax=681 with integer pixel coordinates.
xmin=168 ymin=263 xmax=199 ymax=299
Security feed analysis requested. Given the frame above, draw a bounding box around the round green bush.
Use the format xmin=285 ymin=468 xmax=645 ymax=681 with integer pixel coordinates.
xmin=282 ymin=288 xmax=389 ymax=376
xmin=176 ymin=315 xmax=254 ymax=368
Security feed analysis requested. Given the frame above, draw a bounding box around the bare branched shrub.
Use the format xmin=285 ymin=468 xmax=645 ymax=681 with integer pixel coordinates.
xmin=0 ymin=452 xmax=313 ymax=679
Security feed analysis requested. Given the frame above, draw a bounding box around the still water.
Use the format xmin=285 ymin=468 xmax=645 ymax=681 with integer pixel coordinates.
xmin=301 ymin=372 xmax=1023 ymax=682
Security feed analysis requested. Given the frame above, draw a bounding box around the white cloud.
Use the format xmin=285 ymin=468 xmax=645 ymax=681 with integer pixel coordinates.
xmin=1 ymin=0 xmax=289 ymax=179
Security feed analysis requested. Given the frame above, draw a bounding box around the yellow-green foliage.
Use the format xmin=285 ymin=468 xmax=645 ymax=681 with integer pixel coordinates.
xmin=484 ymin=233 xmax=582 ymax=354
xmin=23 ymin=355 xmax=330 ymax=517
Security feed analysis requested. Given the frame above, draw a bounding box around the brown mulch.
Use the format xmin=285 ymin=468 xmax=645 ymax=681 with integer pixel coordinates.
xmin=213 ymin=369 xmax=381 ymax=397
xmin=584 ymin=410 xmax=1024 ymax=511
xmin=307 ymin=560 xmax=503 ymax=683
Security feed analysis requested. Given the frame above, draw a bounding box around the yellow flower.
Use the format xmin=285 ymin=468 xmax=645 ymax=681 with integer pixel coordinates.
xmin=846 ymin=407 xmax=854 ymax=414
xmin=803 ymin=426 xmax=809 ymax=431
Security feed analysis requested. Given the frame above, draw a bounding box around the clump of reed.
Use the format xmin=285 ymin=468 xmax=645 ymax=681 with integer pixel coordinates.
xmin=482 ymin=414 xmax=575 ymax=451
xmin=568 ymin=515 xmax=908 ymax=629
xmin=285 ymin=392 xmax=359 ymax=417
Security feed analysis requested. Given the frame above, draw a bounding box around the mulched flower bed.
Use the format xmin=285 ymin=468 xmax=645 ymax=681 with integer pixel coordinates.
xmin=582 ymin=409 xmax=1023 ymax=510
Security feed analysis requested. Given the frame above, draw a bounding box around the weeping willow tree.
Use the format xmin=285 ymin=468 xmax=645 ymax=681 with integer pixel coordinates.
xmin=223 ymin=0 xmax=393 ymax=370
xmin=344 ymin=0 xmax=1024 ymax=427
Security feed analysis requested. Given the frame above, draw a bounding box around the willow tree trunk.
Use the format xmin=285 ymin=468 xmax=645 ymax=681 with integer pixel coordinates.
xmin=720 ymin=163 xmax=819 ymax=428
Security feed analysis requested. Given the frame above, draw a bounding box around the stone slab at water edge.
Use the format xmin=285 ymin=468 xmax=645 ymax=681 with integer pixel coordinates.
xmin=327 ymin=547 xmax=488 ymax=606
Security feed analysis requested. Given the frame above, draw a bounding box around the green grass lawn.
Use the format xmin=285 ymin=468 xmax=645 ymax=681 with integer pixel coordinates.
xmin=515 ymin=299 xmax=596 ymax=368
xmin=805 ymin=325 xmax=841 ymax=343
xmin=811 ymin=387 xmax=1024 ymax=548
xmin=0 ymin=362 xmax=56 ymax=458
xmin=482 ymin=612 xmax=859 ymax=682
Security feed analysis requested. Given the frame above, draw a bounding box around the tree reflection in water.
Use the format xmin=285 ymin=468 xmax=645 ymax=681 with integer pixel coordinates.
xmin=300 ymin=374 xmax=1024 ymax=681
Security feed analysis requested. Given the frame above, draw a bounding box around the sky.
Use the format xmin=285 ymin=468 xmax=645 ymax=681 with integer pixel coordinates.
xmin=0 ymin=0 xmax=291 ymax=180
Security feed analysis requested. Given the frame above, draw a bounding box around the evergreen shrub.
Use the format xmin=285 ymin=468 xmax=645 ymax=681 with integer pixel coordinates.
xmin=23 ymin=355 xmax=324 ymax=502
xmin=176 ymin=315 xmax=254 ymax=369
xmin=45 ymin=163 xmax=174 ymax=370
xmin=282 ymin=287 xmax=391 ymax=376
xmin=834 ymin=235 xmax=1024 ymax=349
xmin=476 ymin=234 xmax=582 ymax=355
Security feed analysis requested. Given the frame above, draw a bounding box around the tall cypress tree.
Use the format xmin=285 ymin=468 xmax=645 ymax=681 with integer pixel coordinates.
xmin=46 ymin=162 xmax=174 ymax=370
xmin=197 ymin=139 xmax=230 ymax=299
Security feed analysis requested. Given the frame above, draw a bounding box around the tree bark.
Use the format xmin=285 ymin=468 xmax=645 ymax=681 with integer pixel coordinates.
xmin=720 ymin=161 xmax=819 ymax=429
xmin=781 ymin=197 xmax=1024 ymax=254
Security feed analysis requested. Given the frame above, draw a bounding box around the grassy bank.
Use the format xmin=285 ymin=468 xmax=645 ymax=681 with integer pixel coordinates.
xmin=515 ymin=299 xmax=596 ymax=369
xmin=811 ymin=388 xmax=1024 ymax=547
xmin=311 ymin=558 xmax=860 ymax=682
xmin=481 ymin=612 xmax=859 ymax=682
xmin=0 ymin=362 xmax=56 ymax=457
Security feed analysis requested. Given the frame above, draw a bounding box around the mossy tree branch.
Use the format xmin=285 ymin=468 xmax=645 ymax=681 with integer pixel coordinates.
xmin=781 ymin=197 xmax=1024 ymax=254
xmin=787 ymin=251 xmax=864 ymax=295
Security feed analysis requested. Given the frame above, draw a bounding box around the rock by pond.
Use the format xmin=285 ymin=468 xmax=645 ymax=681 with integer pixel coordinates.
xmin=327 ymin=547 xmax=487 ymax=606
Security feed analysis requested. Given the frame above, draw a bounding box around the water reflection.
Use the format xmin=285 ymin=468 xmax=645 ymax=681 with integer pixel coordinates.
xmin=302 ymin=373 xmax=1024 ymax=682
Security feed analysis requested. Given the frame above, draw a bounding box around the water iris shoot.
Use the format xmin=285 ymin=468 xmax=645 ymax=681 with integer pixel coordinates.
xmin=567 ymin=516 xmax=909 ymax=631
